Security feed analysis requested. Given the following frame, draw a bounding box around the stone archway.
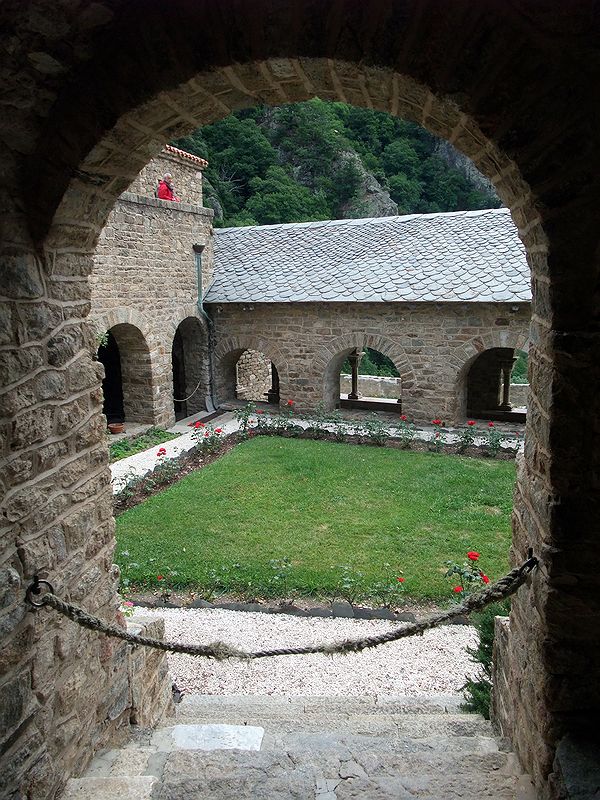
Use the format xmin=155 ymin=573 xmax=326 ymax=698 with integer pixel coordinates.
xmin=171 ymin=316 xmax=209 ymax=420
xmin=316 ymin=333 xmax=415 ymax=411
xmin=214 ymin=336 xmax=288 ymax=407
xmin=452 ymin=329 xmax=530 ymax=422
xmin=3 ymin=7 xmax=600 ymax=797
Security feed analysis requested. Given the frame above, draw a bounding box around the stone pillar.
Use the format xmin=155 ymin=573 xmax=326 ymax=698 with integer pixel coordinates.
xmin=266 ymin=363 xmax=280 ymax=404
xmin=347 ymin=349 xmax=363 ymax=400
xmin=498 ymin=357 xmax=516 ymax=411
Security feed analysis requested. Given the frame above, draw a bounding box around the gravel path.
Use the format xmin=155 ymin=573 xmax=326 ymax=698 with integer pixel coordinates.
xmin=140 ymin=607 xmax=480 ymax=697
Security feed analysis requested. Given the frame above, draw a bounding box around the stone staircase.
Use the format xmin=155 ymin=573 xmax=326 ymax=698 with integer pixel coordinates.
xmin=60 ymin=694 xmax=537 ymax=799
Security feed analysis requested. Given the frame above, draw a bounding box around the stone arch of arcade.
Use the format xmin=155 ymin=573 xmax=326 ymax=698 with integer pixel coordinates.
xmin=4 ymin=5 xmax=600 ymax=798
xmin=213 ymin=336 xmax=289 ymax=406
xmin=451 ymin=329 xmax=531 ymax=422
xmin=315 ymin=332 xmax=416 ymax=412
xmin=94 ymin=308 xmax=157 ymax=425
xmin=168 ymin=310 xmax=210 ymax=420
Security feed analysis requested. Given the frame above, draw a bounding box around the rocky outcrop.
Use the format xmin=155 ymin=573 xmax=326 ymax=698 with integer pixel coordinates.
xmin=338 ymin=151 xmax=399 ymax=218
xmin=435 ymin=141 xmax=500 ymax=201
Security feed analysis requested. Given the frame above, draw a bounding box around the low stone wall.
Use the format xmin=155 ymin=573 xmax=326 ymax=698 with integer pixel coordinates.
xmin=127 ymin=615 xmax=174 ymax=728
xmin=510 ymin=383 xmax=529 ymax=408
xmin=340 ymin=373 xmax=401 ymax=399
xmin=491 ymin=615 xmax=512 ymax=743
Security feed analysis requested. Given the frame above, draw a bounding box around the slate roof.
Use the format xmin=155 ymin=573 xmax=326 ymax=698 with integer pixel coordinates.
xmin=205 ymin=208 xmax=531 ymax=304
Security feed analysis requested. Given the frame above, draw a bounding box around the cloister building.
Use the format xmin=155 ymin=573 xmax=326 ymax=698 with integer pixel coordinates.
xmin=91 ymin=148 xmax=530 ymax=428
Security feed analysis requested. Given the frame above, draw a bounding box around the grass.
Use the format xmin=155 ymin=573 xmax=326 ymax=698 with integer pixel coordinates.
xmin=109 ymin=427 xmax=179 ymax=463
xmin=116 ymin=437 xmax=516 ymax=602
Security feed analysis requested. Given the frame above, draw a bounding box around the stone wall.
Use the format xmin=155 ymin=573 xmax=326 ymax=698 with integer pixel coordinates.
xmin=209 ymin=301 xmax=530 ymax=424
xmin=340 ymin=373 xmax=402 ymax=400
xmin=91 ymin=158 xmax=214 ymax=427
xmin=510 ymin=383 xmax=529 ymax=408
xmin=236 ymin=349 xmax=272 ymax=402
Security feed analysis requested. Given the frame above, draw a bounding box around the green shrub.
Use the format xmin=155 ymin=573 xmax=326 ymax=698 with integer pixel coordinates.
xmin=461 ymin=600 xmax=510 ymax=718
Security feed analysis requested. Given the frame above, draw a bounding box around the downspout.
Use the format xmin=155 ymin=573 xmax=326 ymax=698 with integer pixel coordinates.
xmin=193 ymin=243 xmax=217 ymax=413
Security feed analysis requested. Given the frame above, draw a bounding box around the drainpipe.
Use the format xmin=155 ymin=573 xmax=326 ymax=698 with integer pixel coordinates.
xmin=193 ymin=243 xmax=217 ymax=413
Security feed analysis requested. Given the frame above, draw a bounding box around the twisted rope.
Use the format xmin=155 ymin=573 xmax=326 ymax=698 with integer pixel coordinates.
xmin=27 ymin=557 xmax=536 ymax=662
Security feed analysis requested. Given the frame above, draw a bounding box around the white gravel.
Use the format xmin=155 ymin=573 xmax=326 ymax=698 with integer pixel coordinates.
xmin=139 ymin=607 xmax=480 ymax=697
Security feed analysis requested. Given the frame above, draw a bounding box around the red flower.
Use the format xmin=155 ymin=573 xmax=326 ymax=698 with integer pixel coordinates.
xmin=287 ymin=399 xmax=294 ymax=407
xmin=157 ymin=575 xmax=164 ymax=581
xmin=156 ymin=447 xmax=166 ymax=456
xmin=204 ymin=431 xmax=210 ymax=437
xmin=453 ymin=586 xmax=463 ymax=593
xmin=467 ymin=551 xmax=480 ymax=561
xmin=194 ymin=421 xmax=205 ymax=429
xmin=215 ymin=428 xmax=222 ymax=434
xmin=480 ymin=573 xmax=490 ymax=584
xmin=396 ymin=577 xmax=405 ymax=583
xmin=400 ymin=415 xmax=407 ymax=421
xmin=467 ymin=420 xmax=476 ymax=426
xmin=432 ymin=419 xmax=442 ymax=425
xmin=488 ymin=421 xmax=495 ymax=427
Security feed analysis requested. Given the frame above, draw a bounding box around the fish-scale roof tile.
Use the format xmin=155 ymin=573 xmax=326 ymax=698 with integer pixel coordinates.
xmin=205 ymin=209 xmax=531 ymax=305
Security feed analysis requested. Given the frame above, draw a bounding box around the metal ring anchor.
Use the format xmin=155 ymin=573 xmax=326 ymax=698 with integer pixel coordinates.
xmin=26 ymin=578 xmax=55 ymax=608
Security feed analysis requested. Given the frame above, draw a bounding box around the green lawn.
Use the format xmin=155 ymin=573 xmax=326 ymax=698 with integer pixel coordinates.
xmin=116 ymin=437 xmax=515 ymax=602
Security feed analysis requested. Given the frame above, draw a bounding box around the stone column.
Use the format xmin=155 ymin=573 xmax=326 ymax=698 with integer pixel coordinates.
xmin=266 ymin=363 xmax=280 ymax=404
xmin=347 ymin=349 xmax=363 ymax=400
xmin=498 ymin=357 xmax=516 ymax=411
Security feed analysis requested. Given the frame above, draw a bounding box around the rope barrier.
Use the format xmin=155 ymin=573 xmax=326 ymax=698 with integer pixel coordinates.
xmin=172 ymin=376 xmax=205 ymax=403
xmin=25 ymin=555 xmax=537 ymax=662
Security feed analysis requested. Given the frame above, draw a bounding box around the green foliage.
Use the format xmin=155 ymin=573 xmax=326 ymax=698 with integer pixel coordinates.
xmin=173 ymin=99 xmax=500 ymax=227
xmin=109 ymin=428 xmax=178 ymax=463
xmin=511 ymin=350 xmax=528 ymax=384
xmin=461 ymin=600 xmax=510 ymax=718
xmin=246 ymin=166 xmax=329 ymax=225
xmin=341 ymin=348 xmax=399 ymax=377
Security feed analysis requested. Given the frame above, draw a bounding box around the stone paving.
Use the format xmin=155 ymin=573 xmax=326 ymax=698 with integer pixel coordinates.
xmin=60 ymin=695 xmax=537 ymax=799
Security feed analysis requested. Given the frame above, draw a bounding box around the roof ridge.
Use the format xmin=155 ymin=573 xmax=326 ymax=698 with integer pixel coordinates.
xmin=215 ymin=207 xmax=509 ymax=235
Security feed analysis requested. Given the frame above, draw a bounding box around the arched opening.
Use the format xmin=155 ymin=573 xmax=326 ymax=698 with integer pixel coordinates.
xmin=510 ymin=349 xmax=529 ymax=412
xmin=235 ymin=349 xmax=279 ymax=404
xmin=97 ymin=331 xmax=124 ymax=424
xmin=465 ymin=347 xmax=525 ymax=422
xmin=339 ymin=347 xmax=402 ymax=411
xmin=99 ymin=323 xmax=154 ymax=426
xmin=216 ymin=347 xmax=281 ymax=407
xmin=171 ymin=317 xmax=208 ymax=420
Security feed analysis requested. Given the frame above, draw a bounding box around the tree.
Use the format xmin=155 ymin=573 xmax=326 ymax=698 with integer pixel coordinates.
xmin=245 ymin=166 xmax=329 ymax=225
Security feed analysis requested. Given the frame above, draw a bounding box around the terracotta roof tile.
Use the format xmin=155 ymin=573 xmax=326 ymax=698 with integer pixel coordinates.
xmin=164 ymin=144 xmax=208 ymax=168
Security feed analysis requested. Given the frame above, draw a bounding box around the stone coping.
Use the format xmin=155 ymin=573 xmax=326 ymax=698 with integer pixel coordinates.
xmin=118 ymin=191 xmax=215 ymax=218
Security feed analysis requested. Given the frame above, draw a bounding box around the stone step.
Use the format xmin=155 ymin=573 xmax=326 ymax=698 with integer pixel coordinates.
xmin=175 ymin=709 xmax=493 ymax=740
xmin=60 ymin=694 xmax=537 ymax=800
xmin=66 ymin=746 xmax=525 ymax=800
xmin=175 ymin=693 xmax=464 ymax=721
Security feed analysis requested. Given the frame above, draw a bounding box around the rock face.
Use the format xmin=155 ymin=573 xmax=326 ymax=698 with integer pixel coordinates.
xmin=338 ymin=151 xmax=399 ymax=218
xmin=60 ymin=694 xmax=536 ymax=800
xmin=435 ymin=141 xmax=500 ymax=201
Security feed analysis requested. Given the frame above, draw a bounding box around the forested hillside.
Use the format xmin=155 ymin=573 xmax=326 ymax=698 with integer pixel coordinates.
xmin=174 ymin=99 xmax=500 ymax=227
